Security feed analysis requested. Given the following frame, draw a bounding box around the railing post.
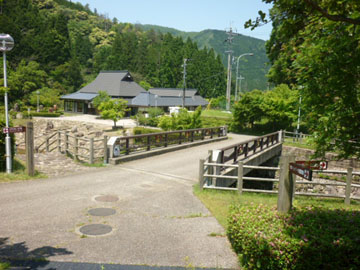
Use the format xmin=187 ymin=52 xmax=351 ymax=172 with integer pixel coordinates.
xmin=277 ymin=155 xmax=295 ymax=213
xmin=191 ymin=131 xmax=194 ymax=142
xmin=57 ymin=131 xmax=61 ymax=152
xmin=260 ymin=138 xmax=264 ymax=150
xmin=103 ymin=135 xmax=108 ymax=164
xmin=199 ymin=159 xmax=205 ymax=190
xmin=234 ymin=146 xmax=238 ymax=163
xmin=74 ymin=137 xmax=78 ymax=160
xmin=208 ymin=150 xmax=213 ymax=186
xmin=179 ymin=132 xmax=182 ymax=144
xmin=126 ymin=138 xmax=130 ymax=155
xmin=345 ymin=167 xmax=353 ymax=205
xmin=201 ymin=130 xmax=204 ymax=140
xmin=46 ymin=137 xmax=50 ymax=152
xmin=65 ymin=132 xmax=69 ymax=153
xmin=147 ymin=136 xmax=151 ymax=151
xmin=89 ymin=138 xmax=94 ymax=164
xmin=244 ymin=143 xmax=248 ymax=158
xmin=210 ymin=128 xmax=213 ymax=139
xmin=237 ymin=161 xmax=243 ymax=194
xmin=164 ymin=134 xmax=168 ymax=147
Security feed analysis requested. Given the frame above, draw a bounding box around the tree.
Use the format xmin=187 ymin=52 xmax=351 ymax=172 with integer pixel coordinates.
xmin=98 ymin=99 xmax=129 ymax=128
xmin=92 ymin=90 xmax=110 ymax=109
xmin=247 ymin=0 xmax=360 ymax=158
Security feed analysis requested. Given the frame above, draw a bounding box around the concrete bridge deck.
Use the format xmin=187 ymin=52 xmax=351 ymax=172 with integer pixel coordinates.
xmin=0 ymin=133 xmax=254 ymax=270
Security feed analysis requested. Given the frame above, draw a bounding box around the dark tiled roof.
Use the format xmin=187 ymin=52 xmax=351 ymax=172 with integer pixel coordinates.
xmin=130 ymin=92 xmax=208 ymax=107
xmin=149 ymin=88 xmax=197 ymax=97
xmin=60 ymin=92 xmax=98 ymax=101
xmin=78 ymin=71 xmax=145 ymax=97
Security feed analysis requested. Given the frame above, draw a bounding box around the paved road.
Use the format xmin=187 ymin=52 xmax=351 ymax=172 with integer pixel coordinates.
xmin=0 ymin=134 xmax=254 ymax=269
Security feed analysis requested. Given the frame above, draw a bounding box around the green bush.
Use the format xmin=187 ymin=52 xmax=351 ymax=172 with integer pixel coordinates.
xmin=0 ymin=118 xmax=15 ymax=172
xmin=158 ymin=106 xmax=202 ymax=131
xmin=227 ymin=203 xmax=360 ymax=269
xmin=133 ymin=127 xmax=161 ymax=135
xmin=30 ymin=112 xmax=61 ymax=117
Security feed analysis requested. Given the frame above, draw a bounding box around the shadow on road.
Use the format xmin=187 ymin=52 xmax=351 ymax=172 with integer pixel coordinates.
xmin=0 ymin=237 xmax=72 ymax=269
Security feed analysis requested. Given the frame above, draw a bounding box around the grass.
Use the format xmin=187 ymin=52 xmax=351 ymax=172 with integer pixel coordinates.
xmin=202 ymin=109 xmax=233 ymax=119
xmin=0 ymin=158 xmax=47 ymax=182
xmin=0 ymin=262 xmax=10 ymax=270
xmin=193 ymin=184 xmax=360 ymax=229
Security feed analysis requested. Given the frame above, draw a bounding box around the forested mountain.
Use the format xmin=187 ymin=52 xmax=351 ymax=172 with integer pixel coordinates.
xmin=0 ymin=0 xmax=226 ymax=108
xmin=140 ymin=24 xmax=269 ymax=91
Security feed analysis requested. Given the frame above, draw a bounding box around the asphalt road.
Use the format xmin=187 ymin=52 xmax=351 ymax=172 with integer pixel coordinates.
xmin=0 ymin=134 xmax=254 ymax=269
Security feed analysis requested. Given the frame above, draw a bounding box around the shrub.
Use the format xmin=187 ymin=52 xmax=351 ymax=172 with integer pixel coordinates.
xmin=227 ymin=203 xmax=360 ymax=269
xmin=0 ymin=118 xmax=15 ymax=172
xmin=158 ymin=106 xmax=202 ymax=131
xmin=133 ymin=127 xmax=161 ymax=135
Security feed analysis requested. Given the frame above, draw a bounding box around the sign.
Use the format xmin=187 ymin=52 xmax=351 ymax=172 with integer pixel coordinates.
xmin=295 ymin=160 xmax=328 ymax=170
xmin=2 ymin=126 xmax=26 ymax=134
xmin=289 ymin=162 xmax=313 ymax=181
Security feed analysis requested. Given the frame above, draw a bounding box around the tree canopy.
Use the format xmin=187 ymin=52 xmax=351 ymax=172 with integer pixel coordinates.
xmin=247 ymin=0 xmax=360 ymax=158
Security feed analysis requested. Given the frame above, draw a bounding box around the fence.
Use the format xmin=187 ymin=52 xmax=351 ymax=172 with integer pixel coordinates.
xmin=36 ymin=131 xmax=107 ymax=164
xmin=283 ymin=130 xmax=311 ymax=144
xmin=35 ymin=126 xmax=226 ymax=164
xmin=216 ymin=131 xmax=281 ymax=164
xmin=199 ymin=156 xmax=360 ymax=204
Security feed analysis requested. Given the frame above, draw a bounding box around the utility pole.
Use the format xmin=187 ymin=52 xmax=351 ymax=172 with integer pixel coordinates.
xmin=182 ymin=58 xmax=190 ymax=108
xmin=225 ymin=27 xmax=237 ymax=111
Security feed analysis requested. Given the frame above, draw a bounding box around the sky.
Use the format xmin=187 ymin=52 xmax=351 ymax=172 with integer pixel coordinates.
xmin=75 ymin=0 xmax=273 ymax=40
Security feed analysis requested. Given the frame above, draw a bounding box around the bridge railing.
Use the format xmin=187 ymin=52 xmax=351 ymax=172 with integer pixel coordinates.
xmin=217 ymin=131 xmax=281 ymax=164
xmin=116 ymin=126 xmax=226 ymax=156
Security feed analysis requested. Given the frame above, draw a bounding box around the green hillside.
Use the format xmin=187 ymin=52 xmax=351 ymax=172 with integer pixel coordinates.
xmin=140 ymin=24 xmax=269 ymax=91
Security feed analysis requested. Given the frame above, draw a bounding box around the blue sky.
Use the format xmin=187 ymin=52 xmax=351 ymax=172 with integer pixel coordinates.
xmin=75 ymin=0 xmax=273 ymax=40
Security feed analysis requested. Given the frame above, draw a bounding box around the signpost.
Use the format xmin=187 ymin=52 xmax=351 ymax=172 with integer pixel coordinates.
xmin=289 ymin=162 xmax=313 ymax=181
xmin=2 ymin=126 xmax=26 ymax=134
xmin=295 ymin=160 xmax=328 ymax=170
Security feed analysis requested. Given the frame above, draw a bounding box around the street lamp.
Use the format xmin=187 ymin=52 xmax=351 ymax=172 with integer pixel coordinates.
xmin=36 ymin=90 xmax=40 ymax=112
xmin=235 ymin=53 xmax=253 ymax=101
xmin=0 ymin=33 xmax=14 ymax=174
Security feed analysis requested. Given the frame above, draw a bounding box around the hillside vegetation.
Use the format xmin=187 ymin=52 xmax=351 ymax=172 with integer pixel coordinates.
xmin=140 ymin=24 xmax=269 ymax=91
xmin=0 ymin=0 xmax=227 ymax=109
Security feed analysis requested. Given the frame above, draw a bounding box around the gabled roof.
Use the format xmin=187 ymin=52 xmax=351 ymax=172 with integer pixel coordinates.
xmin=130 ymin=92 xmax=208 ymax=107
xmin=149 ymin=88 xmax=197 ymax=97
xmin=60 ymin=92 xmax=98 ymax=101
xmin=78 ymin=70 xmax=145 ymax=97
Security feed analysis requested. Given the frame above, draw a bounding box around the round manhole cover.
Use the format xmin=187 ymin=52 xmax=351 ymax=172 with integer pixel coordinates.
xmin=95 ymin=195 xmax=119 ymax=202
xmin=79 ymin=224 xmax=112 ymax=236
xmin=88 ymin=208 xmax=116 ymax=217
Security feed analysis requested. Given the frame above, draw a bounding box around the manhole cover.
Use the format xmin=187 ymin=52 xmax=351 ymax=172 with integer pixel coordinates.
xmin=88 ymin=208 xmax=116 ymax=217
xmin=79 ymin=224 xmax=112 ymax=236
xmin=95 ymin=195 xmax=119 ymax=202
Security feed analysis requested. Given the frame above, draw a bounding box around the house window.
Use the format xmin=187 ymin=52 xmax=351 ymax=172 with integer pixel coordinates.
xmin=77 ymin=102 xmax=83 ymax=113
xmin=65 ymin=101 xmax=73 ymax=112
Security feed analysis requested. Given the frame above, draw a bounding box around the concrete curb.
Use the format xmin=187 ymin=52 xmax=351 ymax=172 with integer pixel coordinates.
xmin=109 ymin=137 xmax=228 ymax=164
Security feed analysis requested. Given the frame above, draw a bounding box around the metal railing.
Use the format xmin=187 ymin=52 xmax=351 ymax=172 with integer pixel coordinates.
xmin=217 ymin=131 xmax=281 ymax=164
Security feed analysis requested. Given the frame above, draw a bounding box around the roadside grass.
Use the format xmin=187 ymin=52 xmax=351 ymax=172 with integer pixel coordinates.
xmin=193 ymin=184 xmax=360 ymax=229
xmin=0 ymin=158 xmax=47 ymax=182
xmin=80 ymin=161 xmax=106 ymax=168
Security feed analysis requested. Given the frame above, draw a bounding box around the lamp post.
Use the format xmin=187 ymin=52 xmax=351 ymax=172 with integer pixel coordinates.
xmin=0 ymin=33 xmax=14 ymax=174
xmin=235 ymin=53 xmax=253 ymax=101
xmin=36 ymin=90 xmax=40 ymax=112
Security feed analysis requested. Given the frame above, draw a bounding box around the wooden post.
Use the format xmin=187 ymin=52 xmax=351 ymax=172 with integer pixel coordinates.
xmin=345 ymin=167 xmax=353 ymax=205
xmin=65 ymin=132 xmax=69 ymax=153
xmin=210 ymin=129 xmax=213 ymax=139
xmin=208 ymin=150 xmax=213 ymax=186
xmin=103 ymin=135 xmax=108 ymax=164
xmin=199 ymin=159 xmax=205 ymax=190
xmin=74 ymin=137 xmax=78 ymax=160
xmin=126 ymin=138 xmax=130 ymax=155
xmin=237 ymin=161 xmax=243 ymax=194
xmin=191 ymin=131 xmax=194 ymax=142
xmin=277 ymin=155 xmax=295 ymax=213
xmin=89 ymin=138 xmax=94 ymax=164
xmin=46 ymin=137 xmax=50 ymax=152
xmin=147 ymin=136 xmax=151 ymax=151
xmin=201 ymin=130 xmax=204 ymax=140
xmin=179 ymin=132 xmax=182 ymax=144
xmin=164 ymin=134 xmax=168 ymax=147
xmin=25 ymin=122 xmax=35 ymax=176
xmin=57 ymin=131 xmax=61 ymax=152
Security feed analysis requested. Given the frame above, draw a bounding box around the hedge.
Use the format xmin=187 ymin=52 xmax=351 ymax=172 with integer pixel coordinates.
xmin=30 ymin=112 xmax=61 ymax=117
xmin=227 ymin=203 xmax=360 ymax=270
xmin=0 ymin=118 xmax=15 ymax=172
